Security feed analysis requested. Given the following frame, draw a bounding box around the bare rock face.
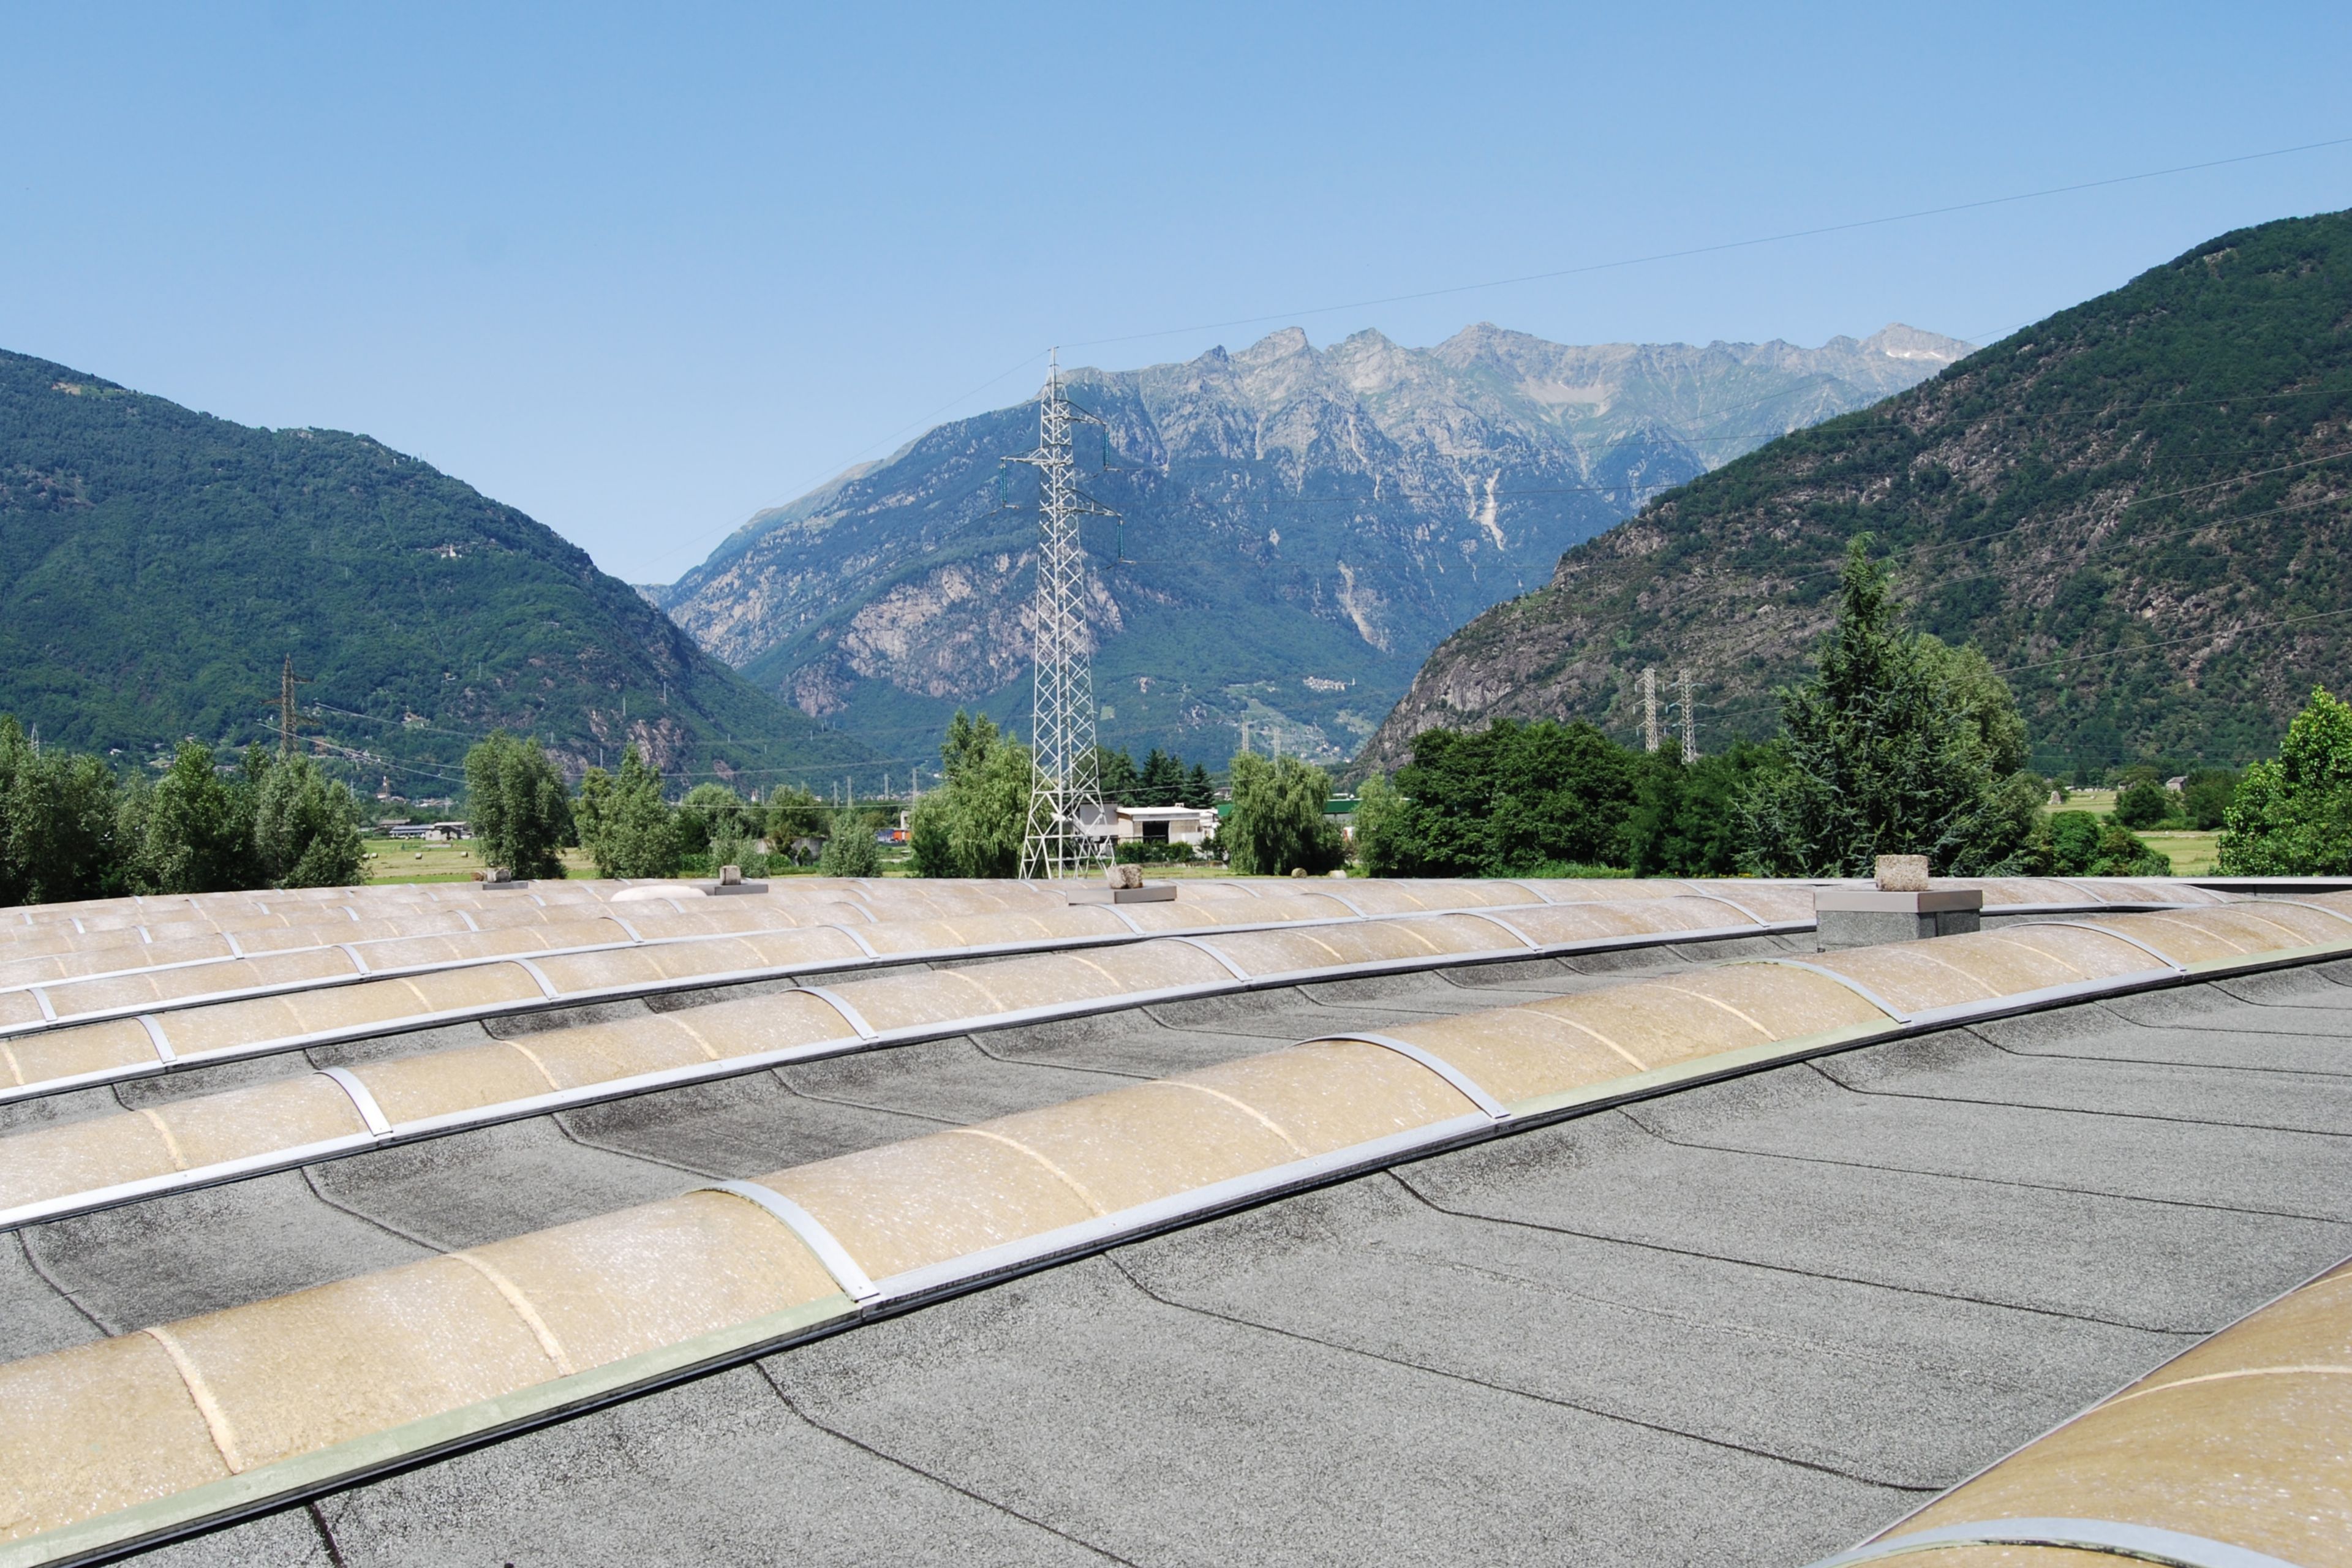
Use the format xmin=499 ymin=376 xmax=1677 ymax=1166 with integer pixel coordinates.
xmin=656 ymin=324 xmax=1964 ymax=765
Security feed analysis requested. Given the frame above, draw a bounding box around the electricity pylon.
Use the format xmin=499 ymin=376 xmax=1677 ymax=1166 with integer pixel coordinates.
xmin=1678 ymin=667 xmax=1697 ymax=764
xmin=1009 ymin=351 xmax=1117 ymax=880
xmin=1640 ymin=666 xmax=1660 ymax=753
xmin=277 ymin=655 xmax=313 ymax=757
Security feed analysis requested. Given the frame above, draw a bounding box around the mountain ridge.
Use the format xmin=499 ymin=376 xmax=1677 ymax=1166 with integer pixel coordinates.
xmin=0 ymin=349 xmax=870 ymax=793
xmin=660 ymin=320 xmax=1968 ymax=764
xmin=1357 ymin=209 xmax=2352 ymax=776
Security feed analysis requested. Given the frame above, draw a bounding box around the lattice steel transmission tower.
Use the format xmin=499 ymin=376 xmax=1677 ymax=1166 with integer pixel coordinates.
xmin=1640 ymin=666 xmax=1660 ymax=753
xmin=1009 ymin=351 xmax=1118 ymax=880
xmin=1677 ymin=667 xmax=1697 ymax=764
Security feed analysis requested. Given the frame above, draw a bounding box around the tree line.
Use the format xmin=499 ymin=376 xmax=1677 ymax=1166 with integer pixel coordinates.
xmin=0 ymin=722 xmax=367 ymax=903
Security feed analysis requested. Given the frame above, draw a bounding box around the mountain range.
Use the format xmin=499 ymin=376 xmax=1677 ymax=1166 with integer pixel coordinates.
xmin=1360 ymin=209 xmax=2352 ymax=776
xmin=0 ymin=349 xmax=869 ymax=796
xmin=659 ymin=323 xmax=1969 ymax=767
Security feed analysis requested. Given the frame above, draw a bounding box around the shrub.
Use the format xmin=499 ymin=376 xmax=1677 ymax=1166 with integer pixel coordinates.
xmin=2034 ymin=810 xmax=2171 ymax=876
xmin=2111 ymin=778 xmax=2172 ymax=829
xmin=816 ymin=809 xmax=883 ymax=876
xmin=2217 ymin=687 xmax=2352 ymax=874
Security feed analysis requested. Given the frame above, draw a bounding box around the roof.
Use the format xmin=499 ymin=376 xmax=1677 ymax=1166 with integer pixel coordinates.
xmin=0 ymin=874 xmax=2346 ymax=1565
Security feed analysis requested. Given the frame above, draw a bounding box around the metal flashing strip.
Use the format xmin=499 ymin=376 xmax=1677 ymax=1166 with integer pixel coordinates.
xmin=1736 ymin=957 xmax=1913 ymax=1022
xmin=137 ymin=1014 xmax=174 ymax=1067
xmin=334 ymin=943 xmax=371 ymax=976
xmin=509 ymin=959 xmax=562 ymax=1000
xmin=1315 ymin=889 xmax=1368 ymax=918
xmin=29 ymin=987 xmax=55 ymax=1023
xmin=875 ymin=1114 xmax=1499 ymax=1305
xmin=705 ymin=1180 xmax=880 ymax=1302
xmin=1297 ymin=1033 xmax=1510 ymax=1120
xmin=1167 ymin=935 xmax=1253 ymax=981
xmin=1808 ymin=1518 xmax=2309 ymax=1568
xmin=831 ymin=923 xmax=881 ymax=959
xmin=796 ymin=985 xmax=880 ymax=1041
xmin=317 ymin=1067 xmax=393 ymax=1137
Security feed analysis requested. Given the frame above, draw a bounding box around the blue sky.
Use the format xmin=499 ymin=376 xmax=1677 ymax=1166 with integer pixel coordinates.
xmin=7 ymin=2 xmax=2350 ymax=584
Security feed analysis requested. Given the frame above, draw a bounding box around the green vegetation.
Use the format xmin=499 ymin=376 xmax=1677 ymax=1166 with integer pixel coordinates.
xmin=575 ymin=747 xmax=682 ymax=878
xmin=1743 ymin=541 xmax=2040 ymax=876
xmin=462 ymin=733 xmax=575 ymax=879
xmin=0 ymin=718 xmax=367 ymax=902
xmin=1362 ymin=541 xmax=2115 ymax=880
xmin=0 ymin=347 xmax=870 ymax=783
xmin=1373 ymin=208 xmax=2352 ymax=777
xmin=1091 ymin=745 xmax=1215 ymax=807
xmin=2034 ymin=811 xmax=2172 ymax=877
xmin=2217 ymin=687 xmax=2352 ymax=873
xmin=817 ymin=809 xmax=883 ymax=876
xmin=1223 ymin=753 xmax=1344 ymax=876
xmin=908 ymin=711 xmax=1031 ymax=878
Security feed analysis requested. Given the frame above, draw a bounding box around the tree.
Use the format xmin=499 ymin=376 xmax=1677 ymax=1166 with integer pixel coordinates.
xmin=909 ymin=710 xmax=1031 ymax=877
xmin=1351 ymin=772 xmax=1409 ymax=876
xmin=575 ymin=745 xmax=680 ymax=878
xmin=464 ymin=731 xmax=574 ymax=879
xmin=1183 ymin=763 xmax=1214 ymax=807
xmin=2217 ymin=687 xmax=2352 ymax=874
xmin=1092 ymin=746 xmax=1140 ymax=802
xmin=817 ymin=808 xmax=883 ymax=876
xmin=136 ymin=742 xmax=262 ymax=894
xmin=1626 ymin=744 xmax=1782 ymax=876
xmin=1137 ymin=748 xmax=1184 ymax=807
xmin=762 ymin=785 xmax=826 ymax=845
xmin=1224 ymin=753 xmax=1343 ymax=875
xmin=2031 ymin=810 xmax=2171 ymax=876
xmin=255 ymin=753 xmax=367 ymax=888
xmin=674 ymin=782 xmax=757 ymax=856
xmin=0 ymin=718 xmax=127 ymax=905
xmin=2182 ymin=770 xmax=2238 ymax=831
xmin=1379 ymin=719 xmax=1642 ymax=876
xmin=2112 ymin=778 xmax=2172 ymax=830
xmin=1743 ymin=538 xmax=2039 ymax=876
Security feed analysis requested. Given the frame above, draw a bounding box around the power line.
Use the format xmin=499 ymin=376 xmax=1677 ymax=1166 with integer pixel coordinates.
xmin=1061 ymin=133 xmax=2352 ymax=353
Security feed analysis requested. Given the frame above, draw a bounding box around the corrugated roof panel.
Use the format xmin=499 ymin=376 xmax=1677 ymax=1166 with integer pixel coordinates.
xmin=641 ymin=991 xmax=868 ymax=1059
xmin=0 ymin=1332 xmax=232 ymax=1544
xmin=965 ymin=1080 xmax=1305 ymax=1213
xmin=0 ymin=1019 xmax=156 ymax=1090
xmin=766 ymin=1129 xmax=1103 ymax=1279
xmin=358 ymin=1041 xmax=563 ymax=1123
xmin=154 ymin=1256 xmax=565 ymax=1471
xmin=1809 ymin=943 xmax=2011 ymax=1012
xmin=462 ymin=1191 xmax=842 ymax=1369
xmin=1176 ymin=1039 xmax=1479 ymax=1150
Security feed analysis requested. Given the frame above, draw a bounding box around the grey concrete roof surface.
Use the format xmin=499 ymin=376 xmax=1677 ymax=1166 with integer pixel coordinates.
xmin=7 ymin=924 xmax=2333 ymax=1568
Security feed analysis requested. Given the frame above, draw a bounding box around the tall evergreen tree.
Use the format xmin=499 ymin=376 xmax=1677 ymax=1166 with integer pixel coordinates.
xmin=1743 ymin=538 xmax=2038 ymax=876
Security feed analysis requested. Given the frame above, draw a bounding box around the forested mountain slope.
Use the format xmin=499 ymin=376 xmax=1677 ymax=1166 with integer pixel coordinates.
xmin=1360 ymin=209 xmax=2352 ymax=775
xmin=0 ymin=350 xmax=869 ymax=793
xmin=661 ymin=323 xmax=1966 ymax=764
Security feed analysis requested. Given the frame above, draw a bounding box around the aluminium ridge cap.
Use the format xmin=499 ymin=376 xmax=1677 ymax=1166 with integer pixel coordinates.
xmin=1807 ymin=1518 xmax=2309 ymax=1568
xmin=0 ymin=1291 xmax=863 ymax=1568
xmin=0 ymin=1130 xmax=380 ymax=1232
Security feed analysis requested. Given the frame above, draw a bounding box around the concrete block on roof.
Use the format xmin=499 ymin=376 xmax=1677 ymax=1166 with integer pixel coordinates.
xmin=1814 ymin=887 xmax=1983 ymax=949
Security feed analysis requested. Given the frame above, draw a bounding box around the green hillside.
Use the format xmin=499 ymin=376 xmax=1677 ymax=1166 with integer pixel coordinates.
xmin=0 ymin=349 xmax=870 ymax=796
xmin=1363 ymin=209 xmax=2352 ymax=776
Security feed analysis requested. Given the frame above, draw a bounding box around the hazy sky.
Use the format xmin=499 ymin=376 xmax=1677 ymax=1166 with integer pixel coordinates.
xmin=7 ymin=2 xmax=2350 ymax=584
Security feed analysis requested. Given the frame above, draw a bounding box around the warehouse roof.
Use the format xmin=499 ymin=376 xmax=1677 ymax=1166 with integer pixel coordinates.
xmin=0 ymin=876 xmax=2346 ymax=1566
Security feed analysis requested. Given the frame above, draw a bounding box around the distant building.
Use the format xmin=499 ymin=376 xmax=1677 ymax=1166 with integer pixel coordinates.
xmin=1079 ymin=804 xmax=1219 ymax=846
